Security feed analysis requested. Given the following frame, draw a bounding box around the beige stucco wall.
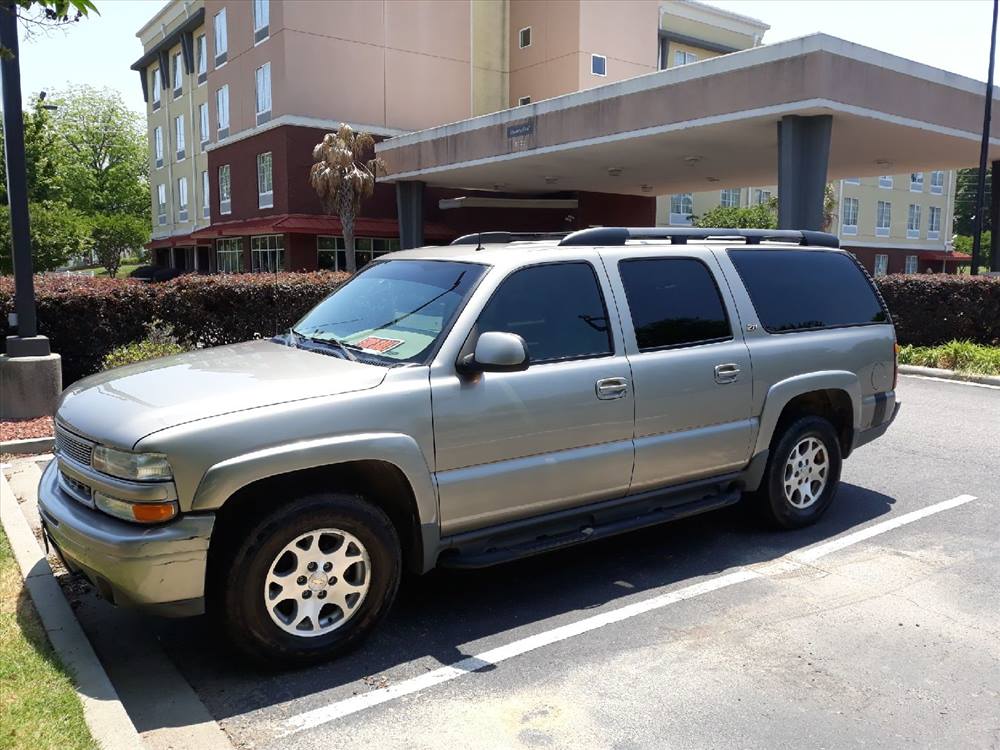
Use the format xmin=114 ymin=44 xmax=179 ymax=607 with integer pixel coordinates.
xmin=659 ymin=6 xmax=762 ymax=51
xmin=472 ymin=0 xmax=509 ymax=116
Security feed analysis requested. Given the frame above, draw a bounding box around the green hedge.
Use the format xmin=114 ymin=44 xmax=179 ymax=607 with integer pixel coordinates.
xmin=874 ymin=274 xmax=1000 ymax=347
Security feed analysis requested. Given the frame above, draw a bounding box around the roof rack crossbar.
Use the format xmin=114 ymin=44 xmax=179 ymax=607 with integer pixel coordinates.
xmin=558 ymin=227 xmax=839 ymax=248
xmin=450 ymin=231 xmax=572 ymax=245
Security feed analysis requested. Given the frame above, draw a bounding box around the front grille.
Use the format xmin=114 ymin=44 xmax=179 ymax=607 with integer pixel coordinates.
xmin=55 ymin=424 xmax=95 ymax=467
xmin=59 ymin=470 xmax=93 ymax=507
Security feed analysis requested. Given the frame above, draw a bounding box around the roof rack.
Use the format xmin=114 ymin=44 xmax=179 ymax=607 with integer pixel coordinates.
xmin=450 ymin=231 xmax=571 ymax=245
xmin=558 ymin=227 xmax=840 ymax=248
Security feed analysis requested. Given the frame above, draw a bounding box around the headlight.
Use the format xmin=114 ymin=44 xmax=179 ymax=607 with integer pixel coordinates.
xmin=92 ymin=446 xmax=173 ymax=482
xmin=94 ymin=492 xmax=178 ymax=524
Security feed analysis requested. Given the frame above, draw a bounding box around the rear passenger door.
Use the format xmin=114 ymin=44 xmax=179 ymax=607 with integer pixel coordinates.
xmin=603 ymin=252 xmax=755 ymax=492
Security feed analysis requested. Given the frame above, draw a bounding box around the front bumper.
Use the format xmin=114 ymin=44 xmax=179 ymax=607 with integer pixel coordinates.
xmin=37 ymin=460 xmax=215 ymax=617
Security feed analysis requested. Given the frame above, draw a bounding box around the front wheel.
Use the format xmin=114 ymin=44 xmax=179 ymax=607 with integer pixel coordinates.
xmin=757 ymin=416 xmax=842 ymax=529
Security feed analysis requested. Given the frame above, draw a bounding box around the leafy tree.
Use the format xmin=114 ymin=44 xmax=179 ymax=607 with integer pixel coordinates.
xmin=695 ymin=203 xmax=777 ymax=229
xmin=954 ymin=167 xmax=990 ymax=236
xmin=310 ymin=124 xmax=385 ymax=271
xmin=89 ymin=213 xmax=149 ymax=277
xmin=1 ymin=1 xmax=98 ymax=59
xmin=0 ymin=201 xmax=91 ymax=273
xmin=0 ymin=98 xmax=64 ymax=205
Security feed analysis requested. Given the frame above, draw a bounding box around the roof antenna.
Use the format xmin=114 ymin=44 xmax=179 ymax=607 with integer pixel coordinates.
xmin=475 ymin=231 xmax=484 ymax=251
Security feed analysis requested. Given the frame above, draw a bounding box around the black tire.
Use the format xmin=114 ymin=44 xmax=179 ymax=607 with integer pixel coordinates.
xmin=756 ymin=416 xmax=842 ymax=529
xmin=218 ymin=492 xmax=401 ymax=667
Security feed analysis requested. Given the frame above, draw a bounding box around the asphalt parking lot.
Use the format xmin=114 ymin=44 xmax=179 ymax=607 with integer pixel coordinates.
xmin=18 ymin=374 xmax=1000 ymax=749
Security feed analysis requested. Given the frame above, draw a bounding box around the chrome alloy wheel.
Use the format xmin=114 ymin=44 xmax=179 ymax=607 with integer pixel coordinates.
xmin=782 ymin=436 xmax=829 ymax=509
xmin=264 ymin=528 xmax=371 ymax=637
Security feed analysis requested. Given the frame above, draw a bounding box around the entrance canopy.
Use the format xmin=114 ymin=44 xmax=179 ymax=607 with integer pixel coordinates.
xmin=377 ymin=34 xmax=1000 ymax=197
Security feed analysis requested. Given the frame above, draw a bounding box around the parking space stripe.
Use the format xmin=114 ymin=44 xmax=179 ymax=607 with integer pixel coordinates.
xmin=279 ymin=493 xmax=977 ymax=736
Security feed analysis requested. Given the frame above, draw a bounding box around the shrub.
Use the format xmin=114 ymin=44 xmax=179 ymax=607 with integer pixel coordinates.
xmin=899 ymin=341 xmax=1000 ymax=375
xmin=874 ymin=274 xmax=1000 ymax=347
xmin=101 ymin=320 xmax=187 ymax=370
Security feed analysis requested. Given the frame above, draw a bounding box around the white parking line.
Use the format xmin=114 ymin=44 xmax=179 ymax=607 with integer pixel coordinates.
xmin=280 ymin=493 xmax=978 ymax=736
xmin=900 ymin=374 xmax=1000 ymax=390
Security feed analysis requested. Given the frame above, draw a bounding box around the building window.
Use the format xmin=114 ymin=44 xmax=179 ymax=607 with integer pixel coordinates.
xmin=874 ymin=254 xmax=889 ymax=277
xmin=216 ymin=237 xmax=243 ymax=273
xmin=257 ymin=152 xmax=273 ymax=208
xmin=518 ymin=26 xmax=531 ymax=49
xmin=591 ymin=54 xmax=606 ymax=76
xmin=254 ymin=0 xmax=269 ymax=43
xmin=214 ymin=8 xmax=228 ymax=65
xmin=317 ymin=236 xmax=401 ymax=271
xmin=201 ymin=170 xmax=210 ymax=218
xmin=669 ymin=193 xmax=693 ymax=225
xmin=518 ymin=95 xmax=531 ymax=106
xmin=172 ymin=51 xmax=183 ymax=98
xmin=876 ymin=200 xmax=891 ymax=237
xmin=153 ymin=126 xmax=163 ymax=168
xmin=905 ymin=255 xmax=918 ymax=274
xmin=216 ymin=84 xmax=229 ymax=139
xmin=754 ymin=189 xmax=772 ymax=204
xmin=174 ymin=115 xmax=185 ymax=160
xmin=907 ymin=204 xmax=921 ymax=239
xmin=878 ymin=175 xmax=893 ymax=189
xmin=151 ymin=67 xmax=161 ymax=110
xmin=930 ymin=170 xmax=945 ymax=195
xmin=199 ymin=102 xmax=209 ymax=149
xmin=196 ymin=34 xmax=207 ymax=84
xmin=251 ymin=234 xmax=284 ymax=273
xmin=928 ymin=206 xmax=942 ymax=240
xmin=910 ymin=172 xmax=924 ymax=192
xmin=841 ymin=196 xmax=859 ymax=235
xmin=843 ymin=177 xmax=860 ymax=185
xmin=176 ymin=176 xmax=188 ymax=222
xmin=255 ymin=62 xmax=272 ymax=125
xmin=674 ymin=50 xmax=698 ymax=66
xmin=156 ymin=183 xmax=167 ymax=225
xmin=218 ymin=164 xmax=231 ymax=215
xmin=720 ymin=188 xmax=740 ymax=208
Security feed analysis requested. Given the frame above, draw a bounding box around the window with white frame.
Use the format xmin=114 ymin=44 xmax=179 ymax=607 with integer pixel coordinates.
xmin=199 ymin=103 xmax=209 ymax=149
xmin=257 ymin=152 xmax=273 ymax=208
xmin=669 ymin=193 xmax=693 ymax=225
xmin=720 ymin=188 xmax=740 ymax=208
xmin=910 ymin=172 xmax=924 ymax=192
xmin=176 ymin=176 xmax=188 ymax=221
xmin=218 ymin=164 xmax=232 ymax=214
xmin=754 ymin=189 xmax=772 ymax=205
xmin=152 ymin=67 xmax=161 ymax=109
xmin=928 ymin=206 xmax=942 ymax=239
xmin=201 ymin=170 xmax=210 ymax=218
xmin=591 ymin=54 xmax=606 ymax=76
xmin=174 ymin=115 xmax=185 ymax=160
xmin=843 ymin=177 xmax=860 ymax=185
xmin=878 ymin=175 xmax=893 ymax=189
xmin=216 ymin=84 xmax=230 ymax=139
xmin=518 ymin=26 xmax=531 ymax=48
xmin=518 ymin=95 xmax=531 ymax=106
xmin=153 ymin=126 xmax=163 ymax=168
xmin=907 ymin=203 xmax=921 ymax=238
xmin=930 ymin=170 xmax=945 ymax=195
xmin=841 ymin=196 xmax=859 ymax=235
xmin=196 ymin=34 xmax=207 ymax=83
xmin=172 ymin=51 xmax=183 ymax=97
xmin=254 ymin=0 xmax=269 ymax=43
xmin=905 ymin=255 xmax=918 ymax=274
xmin=874 ymin=254 xmax=889 ymax=277
xmin=674 ymin=50 xmax=698 ymax=66
xmin=876 ymin=200 xmax=891 ymax=236
xmin=317 ymin=236 xmax=401 ymax=271
xmin=255 ymin=62 xmax=272 ymax=125
xmin=251 ymin=234 xmax=284 ymax=272
xmin=214 ymin=8 xmax=228 ymax=65
xmin=156 ymin=183 xmax=167 ymax=225
xmin=216 ymin=237 xmax=243 ymax=273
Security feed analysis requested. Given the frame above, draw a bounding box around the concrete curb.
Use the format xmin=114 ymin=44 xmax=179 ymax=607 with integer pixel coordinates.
xmin=0 ymin=436 xmax=55 ymax=455
xmin=898 ymin=364 xmax=1000 ymax=387
xmin=0 ymin=471 xmax=146 ymax=750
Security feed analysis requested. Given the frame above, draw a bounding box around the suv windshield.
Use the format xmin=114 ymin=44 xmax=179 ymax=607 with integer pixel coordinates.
xmin=291 ymin=259 xmax=486 ymax=365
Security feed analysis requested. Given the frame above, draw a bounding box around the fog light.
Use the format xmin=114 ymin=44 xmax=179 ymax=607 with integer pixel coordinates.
xmin=94 ymin=492 xmax=178 ymax=524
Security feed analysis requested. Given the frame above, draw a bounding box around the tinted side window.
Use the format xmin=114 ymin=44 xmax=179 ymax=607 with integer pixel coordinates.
xmin=476 ymin=262 xmax=612 ymax=362
xmin=618 ymin=258 xmax=732 ymax=350
xmin=728 ymin=249 xmax=888 ymax=333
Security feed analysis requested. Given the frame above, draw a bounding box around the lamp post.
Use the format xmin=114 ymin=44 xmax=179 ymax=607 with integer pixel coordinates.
xmin=971 ymin=0 xmax=999 ymax=276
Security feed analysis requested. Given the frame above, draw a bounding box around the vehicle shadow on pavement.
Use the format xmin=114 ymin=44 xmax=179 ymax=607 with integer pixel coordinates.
xmin=152 ymin=482 xmax=894 ymax=723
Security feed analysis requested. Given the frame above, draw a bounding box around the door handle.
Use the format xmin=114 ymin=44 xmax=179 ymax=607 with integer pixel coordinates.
xmin=596 ymin=377 xmax=629 ymax=400
xmin=714 ymin=363 xmax=741 ymax=384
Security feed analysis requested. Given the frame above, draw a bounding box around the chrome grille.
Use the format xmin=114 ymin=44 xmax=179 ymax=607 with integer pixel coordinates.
xmin=55 ymin=425 xmax=95 ymax=467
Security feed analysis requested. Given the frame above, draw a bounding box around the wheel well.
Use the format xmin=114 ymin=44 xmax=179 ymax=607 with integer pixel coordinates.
xmin=207 ymin=461 xmax=424 ymax=578
xmin=773 ymin=389 xmax=854 ymax=456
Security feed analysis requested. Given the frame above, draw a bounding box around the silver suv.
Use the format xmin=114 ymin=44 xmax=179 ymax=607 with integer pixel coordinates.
xmin=38 ymin=227 xmax=899 ymax=665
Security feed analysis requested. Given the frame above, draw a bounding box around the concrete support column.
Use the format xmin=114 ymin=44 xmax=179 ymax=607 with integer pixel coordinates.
xmin=396 ymin=180 xmax=425 ymax=249
xmin=991 ymin=160 xmax=999 ymax=272
xmin=776 ymin=115 xmax=832 ymax=231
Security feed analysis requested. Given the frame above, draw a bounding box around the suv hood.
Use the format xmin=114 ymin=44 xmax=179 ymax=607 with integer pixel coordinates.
xmin=57 ymin=340 xmax=388 ymax=448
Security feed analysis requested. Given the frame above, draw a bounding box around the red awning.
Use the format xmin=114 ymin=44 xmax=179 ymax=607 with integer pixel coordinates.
xmin=145 ymin=233 xmax=211 ymax=249
xmin=189 ymin=213 xmax=454 ymax=241
xmin=918 ymin=251 xmax=972 ymax=262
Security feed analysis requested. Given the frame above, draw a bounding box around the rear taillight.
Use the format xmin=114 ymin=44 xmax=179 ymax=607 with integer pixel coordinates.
xmin=893 ymin=340 xmax=899 ymax=390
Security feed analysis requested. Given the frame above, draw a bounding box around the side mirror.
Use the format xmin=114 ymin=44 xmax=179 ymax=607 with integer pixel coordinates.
xmin=457 ymin=331 xmax=530 ymax=374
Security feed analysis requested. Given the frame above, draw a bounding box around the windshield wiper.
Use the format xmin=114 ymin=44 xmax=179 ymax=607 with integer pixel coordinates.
xmin=290 ymin=328 xmax=358 ymax=362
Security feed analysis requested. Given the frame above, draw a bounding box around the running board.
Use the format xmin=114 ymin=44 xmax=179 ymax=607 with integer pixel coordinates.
xmin=438 ymin=479 xmax=742 ymax=569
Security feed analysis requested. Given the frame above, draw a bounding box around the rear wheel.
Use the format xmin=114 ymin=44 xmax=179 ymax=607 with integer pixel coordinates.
xmin=757 ymin=416 xmax=842 ymax=529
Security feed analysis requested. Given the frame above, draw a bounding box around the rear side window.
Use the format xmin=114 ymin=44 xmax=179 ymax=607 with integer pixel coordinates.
xmin=728 ymin=249 xmax=888 ymax=333
xmin=618 ymin=258 xmax=731 ymax=350
xmin=476 ymin=262 xmax=612 ymax=363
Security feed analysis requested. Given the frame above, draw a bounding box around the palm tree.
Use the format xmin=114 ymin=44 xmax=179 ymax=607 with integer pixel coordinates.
xmin=309 ymin=124 xmax=385 ymax=272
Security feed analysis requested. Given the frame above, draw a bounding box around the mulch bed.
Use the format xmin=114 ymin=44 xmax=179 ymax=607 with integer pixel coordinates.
xmin=0 ymin=416 xmax=54 ymax=442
